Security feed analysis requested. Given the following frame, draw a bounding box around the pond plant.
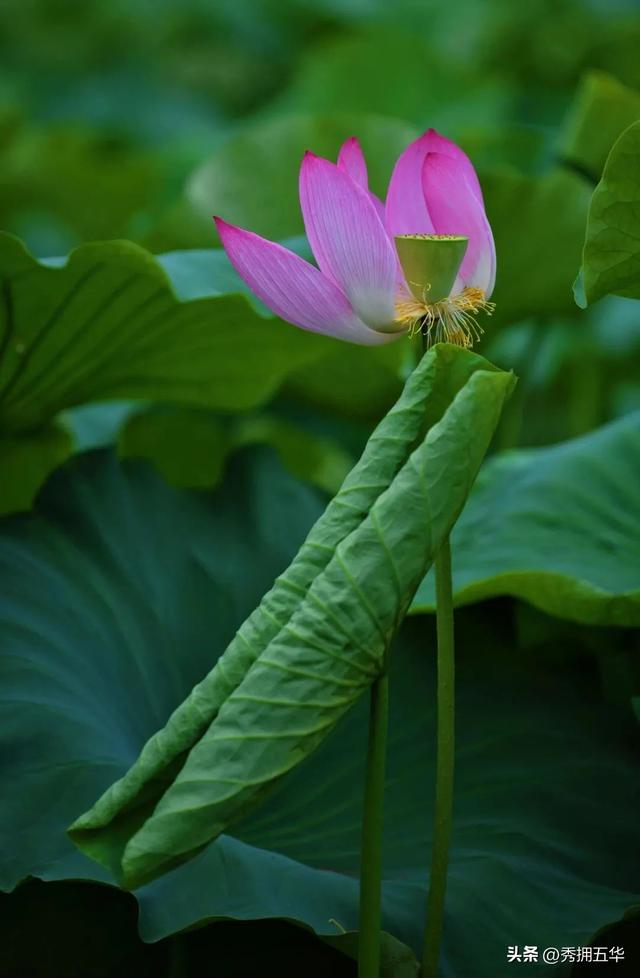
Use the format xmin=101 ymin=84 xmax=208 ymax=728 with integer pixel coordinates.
xmin=70 ymin=131 xmax=510 ymax=978
xmin=1 ymin=24 xmax=640 ymax=977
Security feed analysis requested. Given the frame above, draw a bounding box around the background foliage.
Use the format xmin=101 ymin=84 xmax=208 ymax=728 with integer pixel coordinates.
xmin=1 ymin=0 xmax=639 ymax=976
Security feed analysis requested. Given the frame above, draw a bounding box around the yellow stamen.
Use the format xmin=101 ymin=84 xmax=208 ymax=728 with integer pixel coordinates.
xmin=394 ymin=286 xmax=494 ymax=349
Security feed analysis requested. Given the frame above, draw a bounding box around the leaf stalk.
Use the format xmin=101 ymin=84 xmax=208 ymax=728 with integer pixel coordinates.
xmin=422 ymin=536 xmax=455 ymax=977
xmin=358 ymin=669 xmax=390 ymax=978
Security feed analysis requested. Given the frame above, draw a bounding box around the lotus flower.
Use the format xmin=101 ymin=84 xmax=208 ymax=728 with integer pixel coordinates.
xmin=215 ymin=129 xmax=495 ymax=348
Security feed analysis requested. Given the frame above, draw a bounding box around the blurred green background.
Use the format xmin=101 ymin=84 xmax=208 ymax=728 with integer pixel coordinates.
xmin=2 ymin=0 xmax=640 ymax=466
xmin=2 ymin=0 xmax=639 ymax=255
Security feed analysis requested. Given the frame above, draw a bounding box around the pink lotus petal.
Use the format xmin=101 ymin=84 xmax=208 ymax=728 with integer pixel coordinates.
xmin=422 ymin=152 xmax=496 ymax=296
xmin=385 ymin=131 xmax=436 ymax=237
xmin=385 ymin=128 xmax=486 ymax=240
xmin=337 ymin=136 xmax=368 ymax=188
xmin=215 ymin=218 xmax=396 ymax=345
xmin=422 ymin=129 xmax=484 ymax=201
xmin=337 ymin=136 xmax=388 ymax=226
xmin=299 ymin=152 xmax=398 ymax=330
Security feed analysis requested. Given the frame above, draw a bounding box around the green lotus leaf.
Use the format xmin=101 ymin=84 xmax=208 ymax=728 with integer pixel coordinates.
xmin=0 ymin=880 xmax=164 ymax=978
xmin=580 ymin=120 xmax=640 ymax=304
xmin=0 ymin=423 xmax=71 ymax=514
xmin=69 ymin=345 xmax=514 ymax=888
xmin=118 ymin=406 xmax=354 ymax=496
xmin=0 ymin=232 xmax=332 ymax=435
xmin=326 ymin=931 xmax=420 ymax=978
xmin=412 ymin=411 xmax=640 ymax=625
xmin=0 ymin=233 xmax=409 ymax=512
xmin=1 ymin=442 xmax=637 ymax=978
xmin=0 ymin=880 xmax=357 ymax=978
xmin=0 ymin=445 xmax=325 ymax=895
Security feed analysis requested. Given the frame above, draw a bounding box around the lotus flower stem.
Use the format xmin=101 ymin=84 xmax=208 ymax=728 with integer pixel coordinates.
xmin=358 ymin=668 xmax=390 ymax=978
xmin=422 ymin=537 xmax=455 ymax=977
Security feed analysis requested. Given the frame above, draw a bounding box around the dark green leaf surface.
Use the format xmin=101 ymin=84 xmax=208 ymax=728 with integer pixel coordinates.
xmin=581 ymin=121 xmax=640 ymax=304
xmin=0 ymin=881 xmax=357 ymax=978
xmin=0 ymin=881 xmax=165 ymax=978
xmin=0 ymin=446 xmax=325 ymax=894
xmin=412 ymin=412 xmax=640 ymax=625
xmin=70 ymin=345 xmax=514 ymax=888
xmin=325 ymin=930 xmax=419 ymax=978
xmin=1 ymin=462 xmax=637 ymax=978
xmin=0 ymin=232 xmax=331 ymax=434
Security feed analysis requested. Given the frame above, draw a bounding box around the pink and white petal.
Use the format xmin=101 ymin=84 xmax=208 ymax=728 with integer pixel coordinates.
xmin=385 ymin=131 xmax=436 ymax=237
xmin=385 ymin=128 xmax=487 ymax=239
xmin=215 ymin=218 xmax=396 ymax=345
xmin=421 ymin=129 xmax=484 ymax=202
xmin=337 ymin=136 xmax=368 ymax=188
xmin=337 ymin=136 xmax=387 ymax=227
xmin=421 ymin=152 xmax=496 ymax=296
xmin=299 ymin=153 xmax=398 ymax=330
